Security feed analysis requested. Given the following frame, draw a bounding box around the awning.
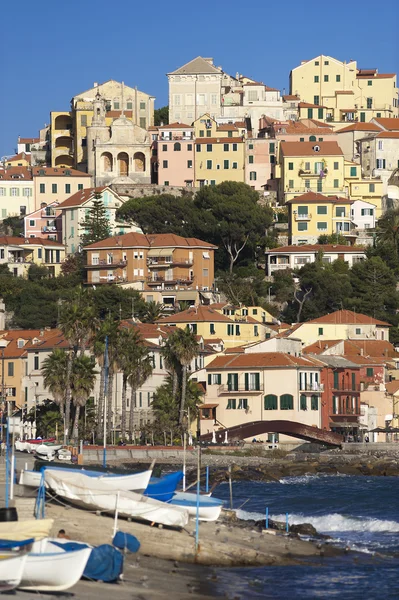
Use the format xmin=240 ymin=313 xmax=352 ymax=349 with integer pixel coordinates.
xmin=174 ymin=291 xmax=197 ymax=300
xmin=200 ymin=404 xmax=218 ymax=409
xmin=147 ymin=248 xmax=174 ymax=257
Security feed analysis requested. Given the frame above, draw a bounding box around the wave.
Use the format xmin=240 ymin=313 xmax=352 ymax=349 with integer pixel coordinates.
xmin=279 ymin=474 xmax=349 ymax=485
xmin=235 ymin=508 xmax=265 ymax=521
xmin=272 ymin=512 xmax=399 ymax=533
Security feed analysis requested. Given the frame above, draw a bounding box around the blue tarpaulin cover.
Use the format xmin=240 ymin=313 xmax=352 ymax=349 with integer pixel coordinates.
xmin=0 ymin=538 xmax=34 ymax=549
xmin=52 ymin=542 xmax=124 ymax=582
xmin=112 ymin=531 xmax=140 ymax=553
xmin=144 ymin=471 xmax=183 ymax=502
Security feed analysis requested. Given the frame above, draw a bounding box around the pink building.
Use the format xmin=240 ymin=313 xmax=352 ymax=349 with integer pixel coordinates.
xmin=156 ymin=123 xmax=195 ymax=187
xmin=24 ymin=202 xmax=62 ymax=243
xmin=245 ymin=138 xmax=275 ymax=190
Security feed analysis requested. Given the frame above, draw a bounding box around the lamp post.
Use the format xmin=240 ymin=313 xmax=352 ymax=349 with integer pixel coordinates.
xmin=0 ymin=340 xmax=8 ymax=442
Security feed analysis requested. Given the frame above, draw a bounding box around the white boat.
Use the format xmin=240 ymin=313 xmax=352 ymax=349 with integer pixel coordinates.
xmin=20 ymin=466 xmax=152 ymax=492
xmin=35 ymin=443 xmax=63 ymax=461
xmin=0 ymin=555 xmax=27 ymax=592
xmin=170 ymin=492 xmax=223 ymax=521
xmin=44 ymin=469 xmax=189 ymax=528
xmin=19 ymin=546 xmax=92 ymax=591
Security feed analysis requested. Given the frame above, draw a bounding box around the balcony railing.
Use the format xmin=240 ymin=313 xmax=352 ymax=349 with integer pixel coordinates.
xmin=87 ymin=259 xmax=127 ymax=268
xmin=218 ymin=384 xmax=261 ymax=395
xmin=333 ymin=384 xmax=361 ymax=392
xmin=41 ymin=210 xmax=57 ymax=217
xmin=42 ymin=226 xmax=58 ymax=232
xmin=294 ymin=213 xmax=312 ymax=221
xmin=300 ymin=383 xmax=324 ymax=392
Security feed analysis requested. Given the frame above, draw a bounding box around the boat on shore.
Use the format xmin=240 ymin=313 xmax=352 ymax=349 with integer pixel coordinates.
xmin=170 ymin=492 xmax=223 ymax=521
xmin=19 ymin=546 xmax=92 ymax=591
xmin=0 ymin=554 xmax=27 ymax=592
xmin=44 ymin=469 xmax=189 ymax=528
xmin=20 ymin=466 xmax=152 ymax=492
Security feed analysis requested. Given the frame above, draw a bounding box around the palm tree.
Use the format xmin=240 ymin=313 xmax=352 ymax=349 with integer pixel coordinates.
xmin=71 ymin=355 xmax=97 ymax=440
xmin=377 ymin=209 xmax=399 ymax=258
xmin=141 ymin=301 xmax=164 ymax=323
xmin=161 ymin=335 xmax=182 ymax=406
xmin=127 ymin=345 xmax=153 ymax=442
xmin=41 ymin=349 xmax=69 ymax=413
xmin=59 ymin=291 xmax=99 ymax=443
xmin=93 ymin=316 xmax=119 ymax=440
xmin=171 ymin=328 xmax=199 ymax=426
xmin=116 ymin=327 xmax=140 ymax=441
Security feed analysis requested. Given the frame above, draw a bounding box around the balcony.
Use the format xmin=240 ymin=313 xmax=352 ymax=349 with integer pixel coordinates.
xmin=298 ymin=170 xmax=325 ymax=178
xmin=333 ymin=384 xmax=361 ymax=392
xmin=54 ymin=129 xmax=72 ymax=138
xmin=42 ymin=226 xmax=58 ymax=233
xmin=94 ymin=275 xmax=128 ymax=284
xmin=87 ymin=259 xmax=127 ymax=269
xmin=300 ymin=383 xmax=324 ymax=392
xmin=146 ymin=275 xmax=194 ymax=286
xmin=41 ymin=209 xmax=57 ymax=217
xmin=294 ymin=213 xmax=312 ymax=221
xmin=218 ymin=384 xmax=261 ymax=395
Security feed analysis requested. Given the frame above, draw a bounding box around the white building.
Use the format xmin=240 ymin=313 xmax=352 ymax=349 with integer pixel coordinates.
xmin=0 ymin=167 xmax=34 ymax=219
xmin=265 ymin=244 xmax=367 ymax=275
xmin=351 ymin=200 xmax=376 ymax=230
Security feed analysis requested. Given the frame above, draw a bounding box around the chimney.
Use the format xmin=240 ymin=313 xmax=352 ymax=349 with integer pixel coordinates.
xmin=94 ymin=82 xmax=98 ymax=87
xmin=204 ymin=58 xmax=214 ymax=66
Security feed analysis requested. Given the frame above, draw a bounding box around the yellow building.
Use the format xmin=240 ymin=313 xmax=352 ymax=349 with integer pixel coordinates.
xmin=157 ymin=305 xmax=269 ymax=348
xmin=193 ymin=114 xmax=245 ymax=186
xmin=0 ymin=236 xmax=65 ymax=278
xmin=50 ymin=80 xmax=155 ymax=170
xmin=210 ymin=303 xmax=275 ymax=324
xmin=286 ymin=192 xmax=353 ymax=245
xmin=278 ymin=141 xmax=346 ymax=202
xmin=290 ymin=55 xmax=398 ymax=126
xmin=5 ymin=152 xmax=31 ymax=168
xmin=343 ymin=161 xmax=383 ymax=218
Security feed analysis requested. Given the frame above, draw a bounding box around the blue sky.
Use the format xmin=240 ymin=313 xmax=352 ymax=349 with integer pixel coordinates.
xmin=1 ymin=0 xmax=398 ymax=157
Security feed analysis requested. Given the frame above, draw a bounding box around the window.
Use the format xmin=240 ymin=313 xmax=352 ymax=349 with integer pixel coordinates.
xmin=318 ymin=327 xmax=323 ymax=335
xmin=249 ymin=171 xmax=257 ymax=181
xmin=174 ymin=142 xmax=181 ymax=151
xmin=64 ymin=183 xmax=71 ymax=195
xmin=227 ymin=324 xmax=234 ymax=336
xmin=7 ymin=362 xmax=14 ymax=377
xmin=207 ymin=373 xmax=221 ymax=385
xmin=336 ymin=74 xmax=341 ymax=82
xmin=376 ymin=159 xmax=386 ymax=169
xmin=311 ymin=395 xmax=318 ymax=410
xmin=361 ymin=208 xmax=374 ymax=216
xmin=245 ymin=373 xmax=260 ymax=391
xmin=138 ymin=117 xmax=146 ymax=128
xmin=298 ymin=222 xmax=308 ymax=231
xmin=366 ymin=98 xmax=372 ymax=109
xmin=140 ymin=102 xmax=146 ymax=110
xmin=206 ymin=160 xmax=212 ymax=170
xmin=314 ymin=76 xmax=319 ymax=83
xmin=366 ymin=368 xmax=374 ymax=377
xmin=187 ymin=160 xmax=193 ymax=169
xmin=210 ymin=180 xmax=216 ymax=186
xmin=367 ymin=80 xmax=373 ymax=86
xmin=248 ymin=155 xmax=254 ymax=164
xmin=317 ymin=206 xmax=327 ymax=214
xmin=113 ymin=101 xmax=120 ymax=109
xmin=187 ymin=144 xmax=192 ymax=151
xmin=334 ymin=179 xmax=339 ymax=188
xmin=81 ymin=114 xmax=87 ymax=126
xmin=378 ymin=140 xmax=384 ymax=151
xmin=336 ymin=207 xmax=345 ymax=217
xmin=232 ymin=162 xmax=238 ymax=169
xmin=300 ymin=138 xmax=305 ymax=142
xmin=314 ymin=95 xmax=319 ymax=105
xmin=224 ymin=160 xmax=229 ymax=169
xmin=315 ymin=61 xmax=319 ymax=66
xmin=78 ymin=184 xmax=83 ymax=190
xmin=305 ymin=179 xmax=310 ymax=188
xmin=360 ymin=112 xmax=365 ymax=122
xmin=190 ymin=324 xmax=197 ymax=334
xmin=227 ymin=373 xmax=238 ymax=391
xmin=317 ymin=222 xmax=327 ymax=230
xmin=269 ymin=143 xmax=275 ymax=153
xmin=51 ymin=183 xmax=57 ymax=194
xmin=318 ymin=138 xmax=323 ymax=142
xmin=37 ymin=248 xmax=42 ymax=259
xmin=223 ymin=143 xmax=229 ymax=152
xmin=34 ymin=355 xmax=39 ymax=370
xmin=324 ymin=60 xmax=329 ymax=65
xmin=280 ymin=394 xmax=293 ymax=410
xmin=288 ymin=162 xmax=294 ymax=170
xmin=317 ymin=179 xmax=323 ymax=192
xmin=334 ymin=161 xmax=339 ymax=170
xmin=29 ymin=219 xmax=35 ymax=226
xmin=289 ymin=179 xmax=294 ymax=188
xmin=205 ymin=144 xmax=212 ymax=153
xmin=163 ymin=160 xmax=168 ymax=168
xmin=367 ymin=183 xmax=376 ymax=194
xmin=270 ymin=155 xmax=275 ymax=164
xmin=300 ymin=395 xmax=307 ymax=410
xmin=126 ymin=101 xmax=133 ymax=110
xmin=318 ymin=108 xmax=323 ymax=119
xmin=196 ymin=144 xmax=201 ymax=153
xmin=324 ymin=75 xmax=329 ymax=82
xmin=210 ymin=323 xmax=216 ymax=335
xmin=350 ymin=167 xmax=357 ymax=177
xmin=226 ymin=398 xmax=236 ymax=410
xmin=264 ymin=395 xmax=277 ymax=410
xmin=235 ymin=324 xmax=240 ymax=335
xmin=307 ymin=108 xmax=313 ymax=118
xmin=40 ymin=183 xmax=45 ymax=193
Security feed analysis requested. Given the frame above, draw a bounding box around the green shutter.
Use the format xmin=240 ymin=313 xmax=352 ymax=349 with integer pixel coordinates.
xmin=244 ymin=373 xmax=249 ymax=391
xmin=255 ymin=373 xmax=260 ymax=390
xmin=333 ymin=372 xmax=339 ymax=389
xmin=208 ymin=374 xmax=211 ymax=385
xmin=307 ymin=108 xmax=313 ymax=118
xmin=217 ymin=374 xmax=221 ymax=385
xmin=351 ymin=372 xmax=356 ymax=391
xmin=300 ymin=395 xmax=307 ymax=410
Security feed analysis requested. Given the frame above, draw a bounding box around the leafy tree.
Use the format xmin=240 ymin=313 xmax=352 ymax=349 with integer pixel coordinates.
xmin=194 ymin=182 xmax=273 ymax=272
xmin=271 ymin=270 xmax=295 ymax=305
xmin=26 ymin=400 xmax=63 ymax=439
xmin=317 ymin=233 xmax=348 ymax=245
xmin=116 ymin=327 xmax=141 ymax=440
xmin=91 ymin=286 xmax=146 ymax=321
xmin=27 ymin=264 xmax=50 ymax=281
xmin=1 ymin=216 xmax=23 ymax=236
xmin=376 ymin=209 xmax=399 ymax=259
xmin=217 ymin=266 xmax=273 ymax=308
xmin=141 ymin=301 xmax=164 ymax=323
xmin=152 ymin=376 xmax=203 ymax=437
xmin=60 ymin=253 xmax=85 ymax=284
xmin=154 ymin=106 xmax=169 ymax=126
xmin=80 ymin=196 xmax=111 ymax=247
xmin=42 ymin=349 xmax=69 ymax=412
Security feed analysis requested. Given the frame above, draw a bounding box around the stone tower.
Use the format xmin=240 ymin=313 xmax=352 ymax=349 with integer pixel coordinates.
xmin=87 ymin=92 xmax=110 ymax=177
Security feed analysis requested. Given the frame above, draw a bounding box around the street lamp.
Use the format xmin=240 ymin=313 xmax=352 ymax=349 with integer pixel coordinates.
xmin=0 ymin=339 xmax=8 ymax=441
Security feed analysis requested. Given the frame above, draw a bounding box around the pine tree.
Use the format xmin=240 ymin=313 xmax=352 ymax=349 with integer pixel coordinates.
xmin=80 ymin=195 xmax=111 ymax=247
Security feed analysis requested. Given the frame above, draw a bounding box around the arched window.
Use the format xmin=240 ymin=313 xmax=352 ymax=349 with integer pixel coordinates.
xmin=309 ymin=135 xmax=317 ymax=142
xmin=101 ymin=152 xmax=113 ymax=173
xmin=174 ymin=142 xmax=181 ymax=151
xmin=280 ymin=394 xmax=294 ymax=410
xmin=134 ymin=152 xmax=145 ymax=172
xmin=117 ymin=152 xmax=129 ymax=176
xmin=264 ymin=394 xmax=277 ymax=410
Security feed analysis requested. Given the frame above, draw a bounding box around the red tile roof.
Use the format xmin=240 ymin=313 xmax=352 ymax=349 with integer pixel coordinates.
xmin=217 ymin=124 xmax=238 ymax=131
xmin=375 ymin=131 xmax=399 ymax=139
xmin=85 ymin=232 xmax=217 ymax=250
xmin=207 ymin=352 xmax=320 ymax=369
xmin=280 ymin=141 xmax=343 ymax=157
xmin=283 ymin=95 xmax=300 ymax=101
xmin=385 ymin=381 xmax=399 ymax=395
xmin=285 ymin=191 xmax=352 ymax=204
xmin=6 ymin=152 xmax=31 ymax=164
xmin=158 ymin=306 xmax=232 ymax=324
xmin=32 ymin=167 xmax=91 ymax=177
xmin=336 ymin=123 xmax=382 ymax=133
xmin=372 ymin=118 xmax=399 ymax=131
xmin=158 ymin=122 xmax=193 ymax=129
xmin=0 ymin=167 xmax=32 ymax=181
xmin=299 ymin=102 xmax=327 ymax=109
xmin=303 ymin=340 xmax=342 ymax=354
xmin=268 ymin=244 xmax=364 ymax=254
xmin=357 ymin=73 xmax=395 ymax=79
xmin=19 ymin=138 xmax=39 ymax=144
xmin=195 ymin=137 xmax=243 ymax=144
xmin=307 ymin=310 xmax=391 ymax=327
xmin=343 ymin=339 xmax=398 ymax=358
xmin=0 ymin=236 xmax=64 ymax=247
xmin=57 ymin=186 xmax=108 ymax=208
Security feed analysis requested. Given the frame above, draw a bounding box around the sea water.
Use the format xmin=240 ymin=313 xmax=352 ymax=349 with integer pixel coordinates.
xmin=213 ymin=475 xmax=399 ymax=599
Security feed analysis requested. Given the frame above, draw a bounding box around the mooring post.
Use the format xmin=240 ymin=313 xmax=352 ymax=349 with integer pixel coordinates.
xmin=205 ymin=466 xmax=209 ymax=494
xmin=286 ymin=512 xmax=289 ymax=533
xmin=228 ymin=466 xmax=233 ymax=509
xmin=265 ymin=507 xmax=269 ymax=529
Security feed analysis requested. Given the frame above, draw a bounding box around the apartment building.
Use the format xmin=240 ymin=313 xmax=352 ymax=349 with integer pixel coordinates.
xmin=155 ymin=123 xmax=195 ymax=187
xmin=265 ymin=244 xmax=366 ymax=275
xmin=359 ymin=130 xmax=399 ymax=194
xmin=0 ymin=236 xmax=65 ymax=277
xmin=24 ymin=202 xmax=62 ymax=243
xmin=0 ymin=167 xmax=34 ymax=219
xmin=6 ymin=153 xmax=31 ymax=168
xmin=32 ymin=167 xmax=92 ymax=210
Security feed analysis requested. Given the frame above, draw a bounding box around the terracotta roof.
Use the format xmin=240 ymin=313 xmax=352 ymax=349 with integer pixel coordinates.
xmin=0 ymin=328 xmax=64 ymax=357
xmin=343 ymin=339 xmax=398 ymax=358
xmin=375 ymin=131 xmax=399 ymax=139
xmin=32 ymin=167 xmax=91 ymax=177
xmin=57 ymin=186 xmax=108 ymax=208
xmin=120 ymin=321 xmax=168 ymax=340
xmin=286 ymin=191 xmax=352 ymax=204
xmin=234 ymin=121 xmax=247 ymax=128
xmin=336 ymin=123 xmax=382 ymax=133
xmin=299 ymin=102 xmax=327 ymax=109
xmin=6 ymin=152 xmax=31 ymax=164
xmin=303 ymin=340 xmax=342 ymax=354
xmin=195 ymin=137 xmax=243 ymax=144
xmin=283 ymin=95 xmax=300 ymax=101
xmin=157 ymin=306 xmax=233 ymax=324
xmin=207 ymin=352 xmax=320 ymax=370
xmin=209 ymin=302 xmax=229 ymax=310
xmin=168 ymin=56 xmax=222 ymax=76
xmin=0 ymin=167 xmax=32 ymax=181
xmin=148 ymin=126 xmax=158 ymax=131
xmin=340 ymin=354 xmax=386 ymax=366
xmin=357 ymin=73 xmax=395 ymax=79
xmin=158 ymin=122 xmax=192 ymax=129
xmin=274 ymin=121 xmax=334 ymax=135
xmin=280 ymin=141 xmax=343 ymax=157
xmin=85 ymin=232 xmax=217 ymax=250
xmin=217 ymin=124 xmax=238 ymax=131
xmin=224 ymin=346 xmax=246 ymax=354
xmin=268 ymin=244 xmax=364 ymax=254
xmin=307 ymin=310 xmax=391 ymax=327
xmin=385 ymin=381 xmax=399 ymax=395
xmin=372 ymin=118 xmax=399 ymax=131
xmin=19 ymin=137 xmax=39 ymax=144
xmin=0 ymin=236 xmax=64 ymax=247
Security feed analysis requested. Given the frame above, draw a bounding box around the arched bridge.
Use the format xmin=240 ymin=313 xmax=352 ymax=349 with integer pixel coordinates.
xmin=201 ymin=420 xmax=343 ymax=448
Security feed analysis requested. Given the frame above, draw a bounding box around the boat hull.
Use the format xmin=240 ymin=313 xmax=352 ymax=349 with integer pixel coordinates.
xmin=0 ymin=555 xmax=27 ymax=591
xmin=20 ymin=467 xmax=152 ymax=492
xmin=170 ymin=492 xmax=223 ymax=521
xmin=19 ymin=547 xmax=92 ymax=591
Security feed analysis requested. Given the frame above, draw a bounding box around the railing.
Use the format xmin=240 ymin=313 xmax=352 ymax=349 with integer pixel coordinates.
xmin=218 ymin=384 xmax=261 ymax=394
xmin=300 ymin=383 xmax=324 ymax=392
xmin=42 ymin=226 xmax=57 ymax=232
xmin=41 ymin=210 xmax=57 ymax=217
xmin=89 ymin=259 xmax=127 ymax=268
xmin=294 ymin=213 xmax=312 ymax=221
xmin=333 ymin=384 xmax=361 ymax=392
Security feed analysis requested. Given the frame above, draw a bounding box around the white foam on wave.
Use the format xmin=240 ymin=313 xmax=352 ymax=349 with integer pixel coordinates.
xmin=279 ymin=473 xmax=349 ymax=485
xmin=272 ymin=512 xmax=399 ymax=533
xmin=235 ymin=508 xmax=265 ymax=521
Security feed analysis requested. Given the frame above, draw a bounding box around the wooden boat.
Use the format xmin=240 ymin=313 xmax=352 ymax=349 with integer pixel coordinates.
xmin=44 ymin=469 xmax=189 ymax=528
xmin=170 ymin=492 xmax=223 ymax=521
xmin=19 ymin=546 xmax=92 ymax=591
xmin=0 ymin=554 xmax=27 ymax=592
xmin=20 ymin=466 xmax=152 ymax=492
xmin=0 ymin=519 xmax=54 ymax=542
